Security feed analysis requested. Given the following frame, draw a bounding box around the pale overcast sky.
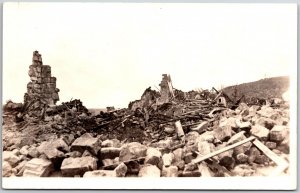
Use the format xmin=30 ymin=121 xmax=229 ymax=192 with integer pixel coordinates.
xmin=3 ymin=3 xmax=297 ymax=108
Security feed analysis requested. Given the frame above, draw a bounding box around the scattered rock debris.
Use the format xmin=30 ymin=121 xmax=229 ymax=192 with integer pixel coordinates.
xmin=2 ymin=51 xmax=290 ymax=177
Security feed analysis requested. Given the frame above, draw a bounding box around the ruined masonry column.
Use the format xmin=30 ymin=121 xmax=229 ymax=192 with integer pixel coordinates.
xmin=25 ymin=51 xmax=59 ymax=105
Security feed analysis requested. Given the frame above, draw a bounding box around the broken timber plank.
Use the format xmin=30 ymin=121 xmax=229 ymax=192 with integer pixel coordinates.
xmin=252 ymin=139 xmax=289 ymax=176
xmin=174 ymin=120 xmax=185 ymax=138
xmin=192 ymin=136 xmax=256 ymax=164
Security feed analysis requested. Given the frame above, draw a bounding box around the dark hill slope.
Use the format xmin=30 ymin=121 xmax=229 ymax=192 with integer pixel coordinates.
xmin=223 ymin=76 xmax=290 ymax=100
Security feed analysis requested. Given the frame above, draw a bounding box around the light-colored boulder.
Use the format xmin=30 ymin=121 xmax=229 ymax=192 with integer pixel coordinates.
xmin=3 ymin=161 xmax=12 ymax=177
xmin=61 ymin=156 xmax=97 ymax=177
xmin=161 ymin=165 xmax=178 ymax=177
xmin=213 ymin=125 xmax=232 ymax=142
xmin=23 ymin=158 xmax=53 ymax=177
xmin=114 ymin=162 xmax=127 ymax=177
xmin=138 ymin=165 xmax=161 ymax=177
xmin=144 ymin=147 xmax=162 ymax=166
xmin=162 ymin=153 xmax=174 ymax=167
xmin=3 ymin=151 xmax=21 ymax=167
xmin=270 ymin=125 xmax=289 ymax=142
xmin=250 ymin=125 xmax=269 ymax=140
xmin=37 ymin=138 xmax=69 ymax=160
xmin=119 ymin=142 xmax=147 ymax=162
xmin=71 ymin=133 xmax=101 ymax=155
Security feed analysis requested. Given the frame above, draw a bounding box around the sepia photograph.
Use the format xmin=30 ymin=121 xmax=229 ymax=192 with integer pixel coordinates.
xmin=1 ymin=2 xmax=297 ymax=190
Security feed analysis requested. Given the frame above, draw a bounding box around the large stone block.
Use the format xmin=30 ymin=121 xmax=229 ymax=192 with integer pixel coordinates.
xmin=61 ymin=156 xmax=97 ymax=177
xmin=37 ymin=138 xmax=69 ymax=160
xmin=23 ymin=158 xmax=53 ymax=177
xmin=100 ymin=147 xmax=121 ymax=159
xmin=119 ymin=142 xmax=147 ymax=162
xmin=71 ymin=133 xmax=101 ymax=155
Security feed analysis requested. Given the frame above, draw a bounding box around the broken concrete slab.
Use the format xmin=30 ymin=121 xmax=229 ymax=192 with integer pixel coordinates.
xmin=60 ymin=156 xmax=97 ymax=177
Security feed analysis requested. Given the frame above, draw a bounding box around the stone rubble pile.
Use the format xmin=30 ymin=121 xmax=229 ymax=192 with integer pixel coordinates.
xmin=2 ymin=101 xmax=290 ymax=177
xmin=2 ymin=51 xmax=290 ymax=178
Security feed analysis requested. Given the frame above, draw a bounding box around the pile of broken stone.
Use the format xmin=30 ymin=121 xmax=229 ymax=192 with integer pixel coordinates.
xmin=2 ymin=51 xmax=290 ymax=178
xmin=2 ymin=102 xmax=290 ymax=177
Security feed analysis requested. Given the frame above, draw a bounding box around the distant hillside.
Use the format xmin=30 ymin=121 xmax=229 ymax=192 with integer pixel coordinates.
xmin=223 ymin=76 xmax=290 ymax=100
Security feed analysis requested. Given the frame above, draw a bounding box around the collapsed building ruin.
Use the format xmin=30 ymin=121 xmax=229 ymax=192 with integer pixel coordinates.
xmin=2 ymin=51 xmax=290 ymax=178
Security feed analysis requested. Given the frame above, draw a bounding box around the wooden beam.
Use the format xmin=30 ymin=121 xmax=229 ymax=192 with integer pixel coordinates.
xmin=252 ymin=139 xmax=289 ymax=176
xmin=192 ymin=136 xmax=256 ymax=164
